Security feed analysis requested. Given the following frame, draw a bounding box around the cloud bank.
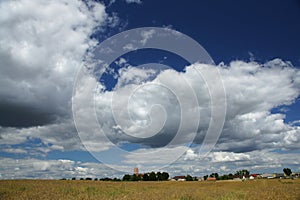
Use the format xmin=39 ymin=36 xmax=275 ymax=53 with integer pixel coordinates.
xmin=87 ymin=59 xmax=300 ymax=153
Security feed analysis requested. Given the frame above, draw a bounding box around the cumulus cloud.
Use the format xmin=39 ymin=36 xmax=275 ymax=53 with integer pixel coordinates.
xmin=64 ymin=57 xmax=300 ymax=173
xmin=86 ymin=59 xmax=300 ymax=153
xmin=172 ymin=149 xmax=300 ymax=176
xmin=0 ymin=0 xmax=108 ymax=128
xmin=0 ymin=157 xmax=120 ymax=179
xmin=0 ymin=0 xmax=122 ymax=153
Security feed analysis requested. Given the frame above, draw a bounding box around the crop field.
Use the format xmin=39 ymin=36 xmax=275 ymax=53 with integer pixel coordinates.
xmin=0 ymin=179 xmax=299 ymax=200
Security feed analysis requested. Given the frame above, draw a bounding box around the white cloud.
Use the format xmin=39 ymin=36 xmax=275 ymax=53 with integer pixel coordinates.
xmin=88 ymin=59 xmax=300 ymax=153
xmin=164 ymin=149 xmax=300 ymax=176
xmin=184 ymin=149 xmax=198 ymax=161
xmin=210 ymin=151 xmax=251 ymax=162
xmin=0 ymin=158 xmax=120 ymax=179
xmin=2 ymin=148 xmax=27 ymax=154
xmin=0 ymin=119 xmax=82 ymax=151
xmin=115 ymin=57 xmax=128 ymax=66
xmin=116 ymin=66 xmax=157 ymax=87
xmin=63 ymin=59 xmax=300 ymax=173
xmin=140 ymin=29 xmax=156 ymax=45
xmin=1 ymin=57 xmax=299 ymax=167
xmin=123 ymin=43 xmax=137 ymax=51
xmin=0 ymin=0 xmax=108 ymax=127
xmin=125 ymin=0 xmax=142 ymax=4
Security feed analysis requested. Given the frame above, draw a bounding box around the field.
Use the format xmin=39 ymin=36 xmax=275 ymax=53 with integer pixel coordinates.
xmin=0 ymin=179 xmax=300 ymax=200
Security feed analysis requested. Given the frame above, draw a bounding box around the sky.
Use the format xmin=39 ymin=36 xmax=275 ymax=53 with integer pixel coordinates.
xmin=0 ymin=0 xmax=300 ymax=179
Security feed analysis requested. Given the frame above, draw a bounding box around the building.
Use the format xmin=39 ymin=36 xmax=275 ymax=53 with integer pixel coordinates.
xmin=134 ymin=167 xmax=139 ymax=176
xmin=207 ymin=177 xmax=216 ymax=181
xmin=273 ymin=173 xmax=284 ymax=178
xmin=172 ymin=176 xmax=186 ymax=181
xmin=260 ymin=173 xmax=284 ymax=179
xmin=291 ymin=172 xmax=300 ymax=178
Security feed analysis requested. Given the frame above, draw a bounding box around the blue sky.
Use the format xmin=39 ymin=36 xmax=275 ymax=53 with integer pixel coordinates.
xmin=0 ymin=0 xmax=300 ymax=179
xmin=103 ymin=0 xmax=300 ymax=65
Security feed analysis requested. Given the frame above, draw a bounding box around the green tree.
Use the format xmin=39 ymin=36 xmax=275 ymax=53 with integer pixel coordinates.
xmin=203 ymin=175 xmax=208 ymax=180
xmin=186 ymin=174 xmax=193 ymax=181
xmin=143 ymin=173 xmax=149 ymax=181
xmin=219 ymin=174 xmax=229 ymax=180
xmin=149 ymin=172 xmax=157 ymax=181
xmin=235 ymin=169 xmax=250 ymax=178
xmin=130 ymin=174 xmax=141 ymax=181
xmin=209 ymin=173 xmax=219 ymax=179
xmin=161 ymin=172 xmax=169 ymax=181
xmin=157 ymin=172 xmax=162 ymax=181
xmin=122 ymin=174 xmax=131 ymax=181
xmin=283 ymin=168 xmax=292 ymax=176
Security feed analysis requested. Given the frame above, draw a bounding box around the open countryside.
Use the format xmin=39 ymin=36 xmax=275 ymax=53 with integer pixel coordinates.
xmin=1 ymin=179 xmax=300 ymax=200
xmin=1 ymin=1 xmax=300 ymax=200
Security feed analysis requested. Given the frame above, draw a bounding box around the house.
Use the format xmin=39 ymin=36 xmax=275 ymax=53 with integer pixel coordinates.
xmin=250 ymin=174 xmax=259 ymax=178
xmin=260 ymin=173 xmax=284 ymax=179
xmin=260 ymin=173 xmax=274 ymax=179
xmin=172 ymin=176 xmax=186 ymax=181
xmin=273 ymin=173 xmax=284 ymax=178
xmin=207 ymin=177 xmax=216 ymax=181
xmin=249 ymin=174 xmax=259 ymax=180
xmin=291 ymin=172 xmax=300 ymax=178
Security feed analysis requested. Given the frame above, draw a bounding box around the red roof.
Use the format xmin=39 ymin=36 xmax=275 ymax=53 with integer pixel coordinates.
xmin=250 ymin=174 xmax=259 ymax=177
xmin=207 ymin=177 xmax=216 ymax=181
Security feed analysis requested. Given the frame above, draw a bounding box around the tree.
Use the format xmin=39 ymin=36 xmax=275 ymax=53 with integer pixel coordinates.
xmin=203 ymin=175 xmax=208 ymax=180
xmin=130 ymin=174 xmax=141 ymax=181
xmin=161 ymin=172 xmax=169 ymax=181
xmin=209 ymin=173 xmax=219 ymax=179
xmin=101 ymin=177 xmax=112 ymax=181
xmin=219 ymin=174 xmax=229 ymax=180
xmin=149 ymin=171 xmax=157 ymax=181
xmin=157 ymin=172 xmax=162 ymax=181
xmin=283 ymin=168 xmax=292 ymax=176
xmin=122 ymin=174 xmax=131 ymax=181
xmin=186 ymin=175 xmax=193 ymax=181
xmin=235 ymin=170 xmax=250 ymax=178
xmin=143 ymin=173 xmax=149 ymax=181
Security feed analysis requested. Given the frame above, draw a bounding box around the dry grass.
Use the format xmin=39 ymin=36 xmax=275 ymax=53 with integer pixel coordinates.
xmin=0 ymin=179 xmax=299 ymax=200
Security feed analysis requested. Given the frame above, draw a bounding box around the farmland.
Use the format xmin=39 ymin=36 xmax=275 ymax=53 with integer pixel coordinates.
xmin=0 ymin=179 xmax=299 ymax=200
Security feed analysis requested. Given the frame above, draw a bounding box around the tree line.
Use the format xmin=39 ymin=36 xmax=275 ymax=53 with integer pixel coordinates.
xmin=63 ymin=168 xmax=295 ymax=181
xmin=203 ymin=169 xmax=250 ymax=180
xmin=122 ymin=171 xmax=169 ymax=181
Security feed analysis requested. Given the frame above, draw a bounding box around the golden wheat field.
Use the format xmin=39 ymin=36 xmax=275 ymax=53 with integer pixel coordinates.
xmin=0 ymin=179 xmax=299 ymax=200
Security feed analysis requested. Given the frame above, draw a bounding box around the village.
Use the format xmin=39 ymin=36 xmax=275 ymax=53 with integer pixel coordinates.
xmin=66 ymin=167 xmax=300 ymax=182
xmin=127 ymin=167 xmax=300 ymax=182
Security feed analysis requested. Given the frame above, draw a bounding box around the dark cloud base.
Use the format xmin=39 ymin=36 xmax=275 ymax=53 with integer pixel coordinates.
xmin=0 ymin=102 xmax=58 ymax=128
